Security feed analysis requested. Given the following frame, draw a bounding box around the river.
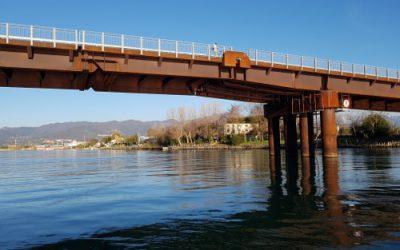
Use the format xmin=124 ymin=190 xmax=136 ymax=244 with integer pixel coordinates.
xmin=0 ymin=149 xmax=399 ymax=249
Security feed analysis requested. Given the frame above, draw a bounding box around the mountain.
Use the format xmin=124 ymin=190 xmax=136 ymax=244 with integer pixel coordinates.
xmin=0 ymin=120 xmax=173 ymax=146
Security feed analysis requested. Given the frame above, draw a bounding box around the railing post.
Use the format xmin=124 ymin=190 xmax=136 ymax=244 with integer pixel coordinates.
xmin=328 ymin=60 xmax=331 ymax=73
xmin=30 ymin=25 xmax=33 ymax=46
xmin=192 ymin=42 xmax=195 ymax=59
xmin=271 ymin=52 xmax=274 ymax=67
xmin=314 ymin=58 xmax=317 ymax=72
xmin=255 ymin=49 xmax=258 ymax=65
xmin=82 ymin=30 xmax=85 ymax=50
xmin=158 ymin=38 xmax=161 ymax=56
xmin=352 ymin=64 xmax=354 ymax=76
xmin=300 ymin=56 xmax=304 ymax=70
xmin=175 ymin=41 xmax=178 ymax=58
xmin=140 ymin=37 xmax=143 ymax=55
xmin=340 ymin=62 xmax=343 ymax=75
xmin=375 ymin=66 xmax=378 ymax=79
xmin=52 ymin=28 xmax=56 ymax=47
xmin=75 ymin=30 xmax=78 ymax=49
xmin=285 ymin=54 xmax=289 ymax=69
xmin=101 ymin=32 xmax=105 ymax=51
xmin=121 ymin=34 xmax=124 ymax=53
xmin=5 ymin=23 xmax=9 ymax=43
xmin=207 ymin=44 xmax=210 ymax=60
xmin=386 ymin=68 xmax=389 ymax=79
xmin=397 ymin=70 xmax=400 ymax=82
xmin=364 ymin=65 xmax=366 ymax=76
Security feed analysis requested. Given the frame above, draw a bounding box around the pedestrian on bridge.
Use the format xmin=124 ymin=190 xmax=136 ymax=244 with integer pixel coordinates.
xmin=212 ymin=43 xmax=219 ymax=57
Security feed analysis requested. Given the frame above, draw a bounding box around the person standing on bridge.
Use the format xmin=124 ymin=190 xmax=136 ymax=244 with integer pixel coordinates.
xmin=212 ymin=43 xmax=219 ymax=57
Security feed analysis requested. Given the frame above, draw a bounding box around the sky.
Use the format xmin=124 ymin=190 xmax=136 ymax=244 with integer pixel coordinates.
xmin=1 ymin=0 xmax=399 ymax=127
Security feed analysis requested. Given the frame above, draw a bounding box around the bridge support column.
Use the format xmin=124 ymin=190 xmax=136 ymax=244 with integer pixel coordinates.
xmin=283 ymin=114 xmax=297 ymax=158
xmin=307 ymin=112 xmax=315 ymax=159
xmin=320 ymin=108 xmax=338 ymax=158
xmin=299 ymin=113 xmax=310 ymax=158
xmin=267 ymin=116 xmax=281 ymax=159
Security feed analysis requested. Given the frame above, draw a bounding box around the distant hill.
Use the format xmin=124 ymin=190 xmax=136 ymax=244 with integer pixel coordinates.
xmin=0 ymin=120 xmax=173 ymax=146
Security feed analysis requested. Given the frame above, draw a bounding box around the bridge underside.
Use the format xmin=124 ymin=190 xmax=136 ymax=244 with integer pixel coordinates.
xmin=1 ymin=40 xmax=400 ymax=109
xmin=1 ymin=40 xmax=400 ymax=159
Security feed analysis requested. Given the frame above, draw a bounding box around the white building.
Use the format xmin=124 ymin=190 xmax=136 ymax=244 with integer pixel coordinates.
xmin=224 ymin=123 xmax=253 ymax=135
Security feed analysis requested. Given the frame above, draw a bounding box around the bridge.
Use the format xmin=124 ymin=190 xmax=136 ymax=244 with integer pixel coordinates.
xmin=1 ymin=22 xmax=400 ymax=160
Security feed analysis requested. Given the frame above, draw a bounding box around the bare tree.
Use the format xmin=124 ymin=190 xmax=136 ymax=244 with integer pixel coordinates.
xmin=226 ymin=104 xmax=242 ymax=123
xmin=166 ymin=108 xmax=182 ymax=145
xmin=249 ymin=104 xmax=267 ymax=141
xmin=186 ymin=107 xmax=197 ymax=144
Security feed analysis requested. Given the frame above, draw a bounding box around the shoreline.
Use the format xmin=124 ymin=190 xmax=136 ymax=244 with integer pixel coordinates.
xmin=4 ymin=142 xmax=400 ymax=151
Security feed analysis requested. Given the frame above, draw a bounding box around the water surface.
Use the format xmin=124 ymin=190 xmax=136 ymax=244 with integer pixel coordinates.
xmin=0 ymin=149 xmax=399 ymax=249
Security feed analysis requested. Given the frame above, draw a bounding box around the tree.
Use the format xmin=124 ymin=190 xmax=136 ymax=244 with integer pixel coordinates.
xmin=124 ymin=134 xmax=139 ymax=146
xmin=101 ymin=136 xmax=113 ymax=144
xmin=111 ymin=131 xmax=124 ymax=144
xmin=167 ymin=108 xmax=182 ymax=146
xmin=248 ymin=104 xmax=267 ymax=141
xmin=86 ymin=138 xmax=98 ymax=147
xmin=148 ymin=125 xmax=172 ymax=146
xmin=186 ymin=107 xmax=197 ymax=144
xmin=226 ymin=104 xmax=243 ymax=123
xmin=352 ymin=113 xmax=392 ymax=139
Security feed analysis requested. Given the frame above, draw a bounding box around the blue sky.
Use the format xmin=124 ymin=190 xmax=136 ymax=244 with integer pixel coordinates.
xmin=1 ymin=0 xmax=399 ymax=127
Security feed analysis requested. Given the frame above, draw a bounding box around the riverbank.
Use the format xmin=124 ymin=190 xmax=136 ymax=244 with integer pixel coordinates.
xmin=4 ymin=138 xmax=400 ymax=151
xmin=102 ymin=141 xmax=268 ymax=151
xmin=338 ymin=137 xmax=400 ymax=148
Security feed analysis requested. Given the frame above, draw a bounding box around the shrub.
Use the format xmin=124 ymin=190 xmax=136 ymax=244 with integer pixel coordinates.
xmin=124 ymin=135 xmax=139 ymax=146
xmin=354 ymin=113 xmax=392 ymax=139
xmin=224 ymin=134 xmax=246 ymax=146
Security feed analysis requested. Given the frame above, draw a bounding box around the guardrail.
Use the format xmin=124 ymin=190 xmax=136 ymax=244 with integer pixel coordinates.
xmin=0 ymin=23 xmax=232 ymax=59
xmin=0 ymin=22 xmax=399 ymax=81
xmin=248 ymin=49 xmax=400 ymax=80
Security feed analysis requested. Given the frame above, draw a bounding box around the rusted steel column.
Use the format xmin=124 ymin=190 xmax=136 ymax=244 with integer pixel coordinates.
xmin=299 ymin=113 xmax=310 ymax=157
xmin=268 ymin=118 xmax=275 ymax=157
xmin=307 ymin=112 xmax=315 ymax=159
xmin=267 ymin=116 xmax=281 ymax=159
xmin=283 ymin=114 xmax=297 ymax=157
xmin=320 ymin=108 xmax=338 ymax=157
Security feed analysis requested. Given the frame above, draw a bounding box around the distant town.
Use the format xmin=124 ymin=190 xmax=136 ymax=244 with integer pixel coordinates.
xmin=2 ymin=103 xmax=400 ymax=151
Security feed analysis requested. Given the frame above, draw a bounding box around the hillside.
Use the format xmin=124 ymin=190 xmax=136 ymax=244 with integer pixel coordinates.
xmin=0 ymin=120 xmax=172 ymax=145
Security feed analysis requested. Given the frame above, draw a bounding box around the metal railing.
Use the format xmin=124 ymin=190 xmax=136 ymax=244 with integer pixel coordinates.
xmin=0 ymin=22 xmax=399 ymax=81
xmin=0 ymin=22 xmax=232 ymax=58
xmin=248 ymin=49 xmax=400 ymax=80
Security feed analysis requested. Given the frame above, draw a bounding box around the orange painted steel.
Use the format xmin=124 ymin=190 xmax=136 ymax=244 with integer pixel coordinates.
xmin=267 ymin=116 xmax=281 ymax=159
xmin=1 ymin=38 xmax=400 ymax=110
xmin=299 ymin=113 xmax=311 ymax=157
xmin=320 ymin=109 xmax=338 ymax=158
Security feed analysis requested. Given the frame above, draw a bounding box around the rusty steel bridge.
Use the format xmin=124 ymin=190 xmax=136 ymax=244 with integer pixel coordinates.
xmin=1 ymin=22 xmax=399 ymax=160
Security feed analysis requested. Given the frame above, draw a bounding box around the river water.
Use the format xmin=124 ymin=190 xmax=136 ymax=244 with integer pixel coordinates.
xmin=0 ymin=149 xmax=399 ymax=249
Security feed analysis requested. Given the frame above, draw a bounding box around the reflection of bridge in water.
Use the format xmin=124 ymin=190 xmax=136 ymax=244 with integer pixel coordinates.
xmin=2 ymin=22 xmax=400 ymax=161
xmin=34 ymin=149 xmax=400 ymax=248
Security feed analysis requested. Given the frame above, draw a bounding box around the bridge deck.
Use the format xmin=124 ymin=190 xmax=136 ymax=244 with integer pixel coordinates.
xmin=1 ymin=22 xmax=400 ymax=112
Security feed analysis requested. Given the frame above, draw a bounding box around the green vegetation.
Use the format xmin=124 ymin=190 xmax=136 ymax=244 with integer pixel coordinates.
xmin=339 ymin=113 xmax=400 ymax=147
xmin=78 ymin=131 xmax=141 ymax=149
xmin=351 ymin=113 xmax=393 ymax=139
xmin=124 ymin=135 xmax=139 ymax=146
xmin=147 ymin=103 xmax=268 ymax=148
